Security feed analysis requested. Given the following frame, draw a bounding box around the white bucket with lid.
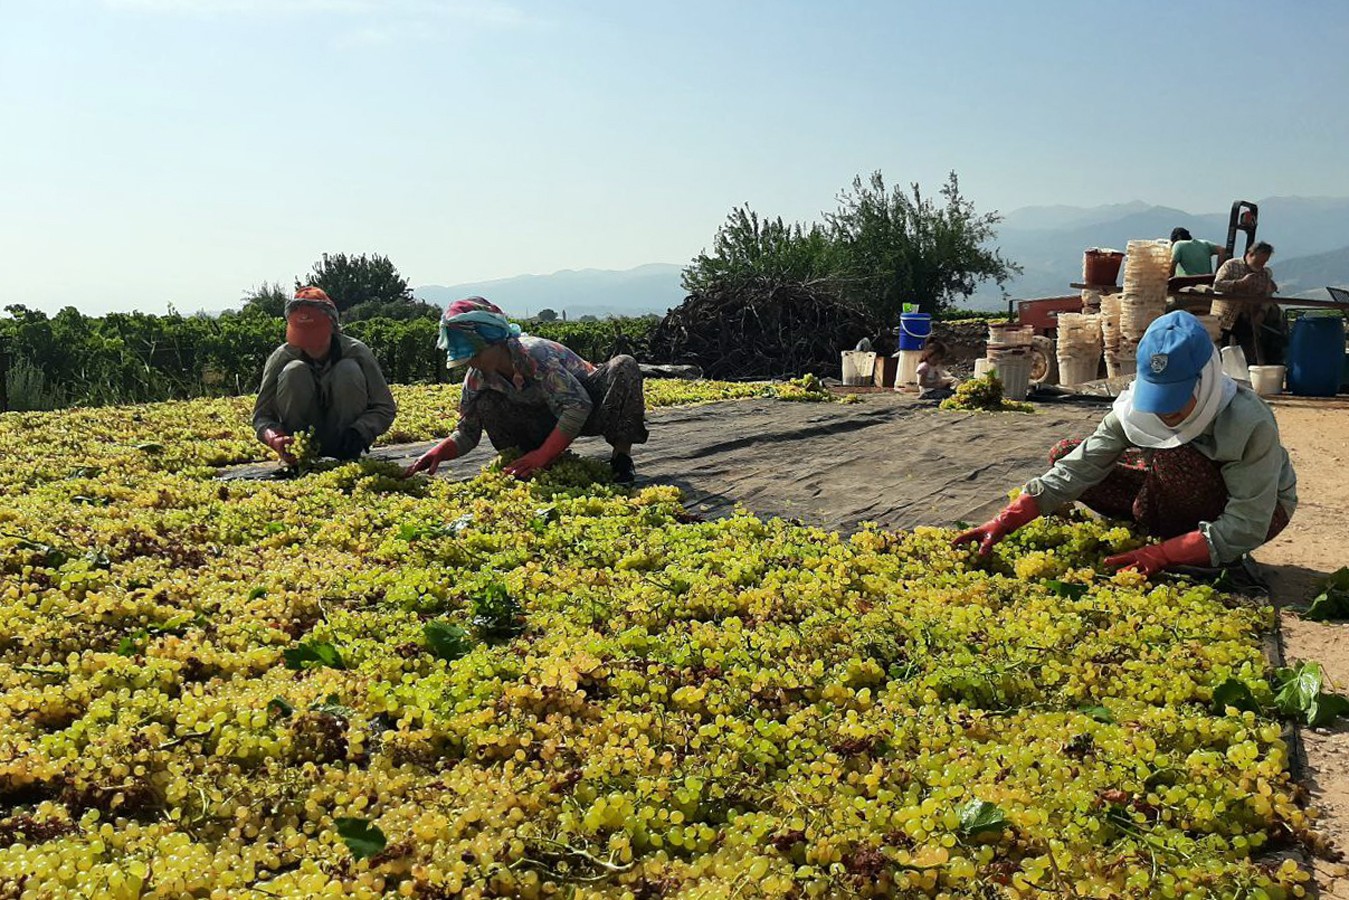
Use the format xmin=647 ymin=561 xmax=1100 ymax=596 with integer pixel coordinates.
xmin=841 ymin=351 xmax=876 ymax=386
xmin=1248 ymin=365 xmax=1285 ymax=397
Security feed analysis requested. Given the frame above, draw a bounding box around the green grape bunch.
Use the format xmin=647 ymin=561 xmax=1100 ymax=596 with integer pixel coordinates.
xmin=286 ymin=426 xmax=321 ymax=472
xmin=940 ymin=372 xmax=1034 ymax=413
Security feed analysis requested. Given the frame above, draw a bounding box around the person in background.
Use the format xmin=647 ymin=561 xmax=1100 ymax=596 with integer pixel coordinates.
xmin=954 ymin=311 xmax=1296 ymax=576
xmin=252 ymin=287 xmax=397 ymax=465
xmin=1213 ymin=240 xmax=1285 ymax=364
xmin=916 ymin=338 xmax=957 ymax=400
xmin=1169 ymin=227 xmax=1228 ymax=277
xmin=403 ymin=297 xmax=648 ymax=483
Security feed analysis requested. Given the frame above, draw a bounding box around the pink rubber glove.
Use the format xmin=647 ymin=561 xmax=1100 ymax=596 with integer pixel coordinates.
xmin=261 ymin=428 xmax=296 ymax=466
xmin=1105 ymin=531 xmax=1212 ymax=577
xmin=403 ymin=436 xmax=458 ymax=478
xmin=504 ymin=429 xmax=573 ymax=480
xmin=953 ymin=493 xmax=1041 ymax=556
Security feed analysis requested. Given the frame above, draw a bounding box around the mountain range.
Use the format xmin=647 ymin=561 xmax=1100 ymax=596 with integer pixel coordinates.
xmin=413 ymin=196 xmax=1349 ymax=318
xmin=415 ymin=263 xmax=685 ymax=320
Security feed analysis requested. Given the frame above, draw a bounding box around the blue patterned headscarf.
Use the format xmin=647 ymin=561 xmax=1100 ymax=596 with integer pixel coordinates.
xmin=437 ymin=297 xmax=522 ymax=368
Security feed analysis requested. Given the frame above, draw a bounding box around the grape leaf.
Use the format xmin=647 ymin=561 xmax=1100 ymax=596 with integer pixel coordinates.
xmin=1273 ymin=661 xmax=1349 ymax=727
xmin=1045 ymin=580 xmax=1088 ymax=600
xmin=1080 ymin=705 xmax=1115 ymax=723
xmin=1304 ymin=567 xmax=1349 ymax=621
xmin=1211 ymin=678 xmax=1259 ymax=714
xmin=267 ymin=697 xmax=294 ymax=718
xmin=335 ymin=817 xmax=386 ymax=860
xmin=309 ymin=694 xmax=354 ymax=718
xmin=957 ymin=799 xmax=1008 ymax=837
xmin=282 ymin=640 xmax=345 ymax=671
xmin=424 ymin=620 xmax=473 ymax=662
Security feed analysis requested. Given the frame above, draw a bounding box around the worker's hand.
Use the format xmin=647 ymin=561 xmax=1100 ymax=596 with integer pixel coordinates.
xmin=262 ymin=428 xmax=297 ymax=466
xmin=1104 ymin=531 xmax=1211 ymax=578
xmin=952 ymin=493 xmax=1041 ymax=557
xmin=403 ymin=438 xmax=456 ymax=478
xmin=503 ymin=449 xmax=553 ymax=480
xmin=503 ymin=429 xmax=574 ymax=481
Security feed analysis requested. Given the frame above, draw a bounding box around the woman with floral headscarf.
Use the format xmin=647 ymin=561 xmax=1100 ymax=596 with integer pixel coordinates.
xmin=403 ymin=298 xmax=648 ymax=482
xmin=252 ymin=287 xmax=397 ymax=465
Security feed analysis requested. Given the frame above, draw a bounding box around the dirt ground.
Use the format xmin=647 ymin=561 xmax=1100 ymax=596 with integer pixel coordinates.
xmin=1256 ymin=398 xmax=1349 ymax=896
xmin=226 ymin=388 xmax=1349 ymax=888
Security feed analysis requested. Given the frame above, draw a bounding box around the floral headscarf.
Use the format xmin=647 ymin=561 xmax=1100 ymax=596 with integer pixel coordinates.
xmin=437 ymin=297 xmax=522 ymax=369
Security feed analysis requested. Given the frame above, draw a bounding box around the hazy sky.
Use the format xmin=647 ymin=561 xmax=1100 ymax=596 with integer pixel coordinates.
xmin=4 ymin=0 xmax=1349 ymax=314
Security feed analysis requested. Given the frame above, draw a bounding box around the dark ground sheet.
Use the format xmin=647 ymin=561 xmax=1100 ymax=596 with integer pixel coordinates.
xmin=223 ymin=394 xmax=1110 ymax=533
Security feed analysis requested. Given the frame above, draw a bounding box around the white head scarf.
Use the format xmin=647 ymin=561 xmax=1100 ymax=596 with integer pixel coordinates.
xmin=1112 ymin=347 xmax=1239 ymax=449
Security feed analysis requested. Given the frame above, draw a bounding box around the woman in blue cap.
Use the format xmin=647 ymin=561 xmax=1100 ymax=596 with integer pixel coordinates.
xmin=403 ymin=298 xmax=648 ymax=483
xmin=955 ymin=310 xmax=1297 ymax=576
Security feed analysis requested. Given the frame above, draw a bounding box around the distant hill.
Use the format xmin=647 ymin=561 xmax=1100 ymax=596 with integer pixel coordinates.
xmin=1272 ymin=244 xmax=1349 ymax=299
xmin=415 ymin=263 xmax=685 ymax=319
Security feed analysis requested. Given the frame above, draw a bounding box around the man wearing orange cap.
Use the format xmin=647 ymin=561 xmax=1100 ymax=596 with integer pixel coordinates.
xmin=251 ymin=287 xmax=397 ymax=465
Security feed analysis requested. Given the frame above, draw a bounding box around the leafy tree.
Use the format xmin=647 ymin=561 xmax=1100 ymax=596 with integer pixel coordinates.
xmin=298 ymin=253 xmax=413 ymax=315
xmin=682 ymin=207 xmax=843 ymax=295
xmin=239 ymin=282 xmax=288 ymax=318
xmin=826 ymin=171 xmax=1019 ymax=318
xmin=536 ymin=308 xmax=559 ymax=322
xmin=341 ymin=298 xmax=441 ymax=323
xmin=681 ymin=171 xmax=1018 ymax=319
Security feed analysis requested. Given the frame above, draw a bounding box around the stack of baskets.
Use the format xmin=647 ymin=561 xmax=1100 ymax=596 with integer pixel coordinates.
xmin=984 ymin=323 xmax=1035 ymax=399
xmin=1114 ymin=239 xmax=1171 ymax=377
xmin=1100 ymin=291 xmax=1124 ymax=377
xmin=1055 ymin=312 xmax=1103 ymax=386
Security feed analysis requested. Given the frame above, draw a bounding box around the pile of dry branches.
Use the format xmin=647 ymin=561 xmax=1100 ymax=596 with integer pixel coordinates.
xmin=645 ymin=279 xmax=878 ymax=379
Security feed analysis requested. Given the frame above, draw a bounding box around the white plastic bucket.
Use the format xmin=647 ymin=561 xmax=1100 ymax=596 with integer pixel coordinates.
xmin=1058 ymin=355 xmax=1101 ymax=387
xmin=895 ymin=349 xmax=923 ymax=390
xmin=1248 ymin=365 xmax=1285 ymax=397
xmin=988 ymin=348 xmax=1032 ymax=400
xmin=841 ymin=351 xmax=876 ymax=386
xmin=973 ymin=357 xmax=993 ymax=379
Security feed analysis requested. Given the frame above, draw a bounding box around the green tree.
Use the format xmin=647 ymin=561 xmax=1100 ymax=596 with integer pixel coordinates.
xmin=536 ymin=308 xmax=559 ymax=322
xmin=681 ymin=171 xmax=1018 ymax=319
xmin=826 ymin=171 xmax=1019 ymax=318
xmin=681 ymin=206 xmax=843 ymax=295
xmin=239 ymin=281 xmax=288 ymax=318
xmin=298 ymin=253 xmax=413 ymax=315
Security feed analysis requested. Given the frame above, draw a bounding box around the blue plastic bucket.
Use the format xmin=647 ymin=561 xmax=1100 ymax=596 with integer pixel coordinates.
xmin=1287 ymin=313 xmax=1345 ymax=397
xmin=898 ymin=312 xmax=932 ymax=351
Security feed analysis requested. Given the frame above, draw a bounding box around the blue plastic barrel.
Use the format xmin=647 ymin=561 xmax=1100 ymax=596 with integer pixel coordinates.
xmin=898 ymin=312 xmax=932 ymax=351
xmin=1287 ymin=313 xmax=1346 ymax=397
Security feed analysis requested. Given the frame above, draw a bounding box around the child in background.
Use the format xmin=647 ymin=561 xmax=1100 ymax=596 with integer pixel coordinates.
xmin=917 ymin=338 xmax=957 ymax=400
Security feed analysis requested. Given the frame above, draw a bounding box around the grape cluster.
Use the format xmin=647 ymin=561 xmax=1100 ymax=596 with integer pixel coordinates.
xmin=940 ymin=373 xmax=1035 ymax=413
xmin=288 ymin=427 xmax=320 ymax=471
xmin=0 ymin=382 xmax=1327 ymax=898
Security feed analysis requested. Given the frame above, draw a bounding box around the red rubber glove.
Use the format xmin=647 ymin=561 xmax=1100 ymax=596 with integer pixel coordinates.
xmin=953 ymin=493 xmax=1041 ymax=556
xmin=261 ymin=428 xmax=296 ymax=466
xmin=1104 ymin=531 xmax=1212 ymax=577
xmin=403 ymin=436 xmax=458 ymax=478
xmin=504 ymin=429 xmax=574 ymax=480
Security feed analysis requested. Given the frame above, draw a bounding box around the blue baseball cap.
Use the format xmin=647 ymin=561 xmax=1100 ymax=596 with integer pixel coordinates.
xmin=1132 ymin=311 xmax=1213 ymax=414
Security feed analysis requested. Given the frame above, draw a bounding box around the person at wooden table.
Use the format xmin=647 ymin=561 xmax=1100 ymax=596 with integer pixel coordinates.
xmin=1212 ymin=241 xmax=1286 ymax=364
xmin=403 ymin=297 xmax=648 ymax=483
xmin=954 ymin=311 xmax=1297 ymax=576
